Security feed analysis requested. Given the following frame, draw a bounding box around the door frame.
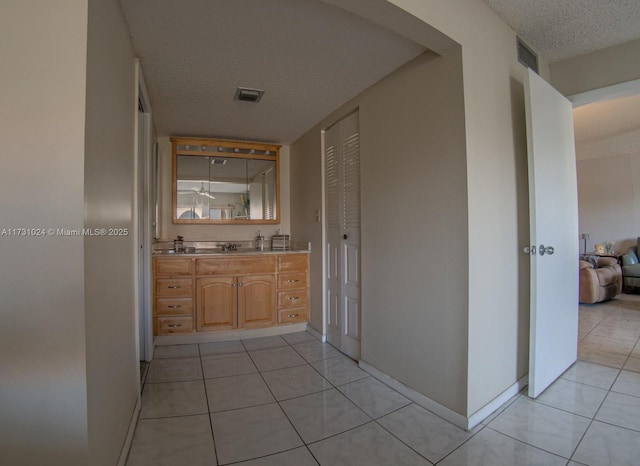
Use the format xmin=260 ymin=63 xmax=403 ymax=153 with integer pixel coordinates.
xmin=134 ymin=60 xmax=154 ymax=364
xmin=320 ymin=109 xmax=362 ymax=358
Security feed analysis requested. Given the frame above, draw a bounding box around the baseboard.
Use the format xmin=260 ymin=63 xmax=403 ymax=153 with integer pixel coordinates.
xmin=467 ymin=374 xmax=528 ymax=430
xmin=117 ymin=396 xmax=141 ymax=466
xmin=358 ymin=360 xmax=469 ymax=430
xmin=154 ymin=323 xmax=308 ymax=345
xmin=305 ymin=324 xmax=325 ymax=342
xmin=358 ymin=360 xmax=527 ymax=431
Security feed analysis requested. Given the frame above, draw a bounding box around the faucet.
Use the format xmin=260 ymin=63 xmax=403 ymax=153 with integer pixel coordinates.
xmin=219 ymin=242 xmax=238 ymax=251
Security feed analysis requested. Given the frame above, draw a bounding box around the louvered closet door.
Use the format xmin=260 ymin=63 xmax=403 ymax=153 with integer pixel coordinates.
xmin=324 ymin=111 xmax=361 ymax=360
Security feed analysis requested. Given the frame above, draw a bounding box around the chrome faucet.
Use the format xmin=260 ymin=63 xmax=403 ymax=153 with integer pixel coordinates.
xmin=220 ymin=243 xmax=238 ymax=251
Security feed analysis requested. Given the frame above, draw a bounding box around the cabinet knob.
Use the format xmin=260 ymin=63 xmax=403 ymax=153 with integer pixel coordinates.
xmin=167 ymin=324 xmax=182 ymax=328
xmin=167 ymin=305 xmax=182 ymax=309
xmin=287 ymin=279 xmax=299 ymax=283
xmin=167 ymin=285 xmax=181 ymax=289
xmin=288 ymin=296 xmax=300 ymax=301
xmin=287 ymin=313 xmax=300 ymax=318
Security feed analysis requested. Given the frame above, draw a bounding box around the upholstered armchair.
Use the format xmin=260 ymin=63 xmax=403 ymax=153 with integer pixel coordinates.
xmin=579 ymin=256 xmax=622 ymax=304
xmin=621 ymin=245 xmax=640 ymax=290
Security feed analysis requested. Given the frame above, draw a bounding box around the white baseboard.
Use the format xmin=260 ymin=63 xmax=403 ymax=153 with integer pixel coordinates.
xmin=358 ymin=360 xmax=527 ymax=431
xmin=467 ymin=374 xmax=528 ymax=430
xmin=305 ymin=324 xmax=325 ymax=342
xmin=359 ymin=360 xmax=469 ymax=429
xmin=154 ymin=323 xmax=307 ymax=346
xmin=117 ymin=396 xmax=141 ymax=466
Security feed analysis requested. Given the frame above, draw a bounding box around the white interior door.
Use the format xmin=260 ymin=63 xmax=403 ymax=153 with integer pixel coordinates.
xmin=324 ymin=111 xmax=361 ymax=360
xmin=524 ymin=69 xmax=579 ymax=398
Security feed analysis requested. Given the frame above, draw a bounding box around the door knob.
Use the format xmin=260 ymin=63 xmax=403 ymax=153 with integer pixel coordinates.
xmin=523 ymin=245 xmax=536 ymax=255
xmin=343 ymin=234 xmax=348 ymax=240
xmin=539 ymin=245 xmax=554 ymax=256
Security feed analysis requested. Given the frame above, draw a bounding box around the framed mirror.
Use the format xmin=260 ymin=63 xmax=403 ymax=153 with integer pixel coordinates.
xmin=172 ymin=137 xmax=280 ymax=224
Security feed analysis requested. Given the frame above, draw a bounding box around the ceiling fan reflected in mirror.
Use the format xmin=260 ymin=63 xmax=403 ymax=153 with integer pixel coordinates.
xmin=177 ymin=182 xmax=215 ymax=200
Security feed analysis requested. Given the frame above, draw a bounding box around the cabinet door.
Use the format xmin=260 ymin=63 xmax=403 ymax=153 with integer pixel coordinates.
xmin=238 ymin=274 xmax=276 ymax=328
xmin=197 ymin=277 xmax=237 ymax=331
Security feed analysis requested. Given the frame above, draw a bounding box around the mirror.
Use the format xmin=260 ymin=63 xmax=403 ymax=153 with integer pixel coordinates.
xmin=172 ymin=137 xmax=280 ymax=224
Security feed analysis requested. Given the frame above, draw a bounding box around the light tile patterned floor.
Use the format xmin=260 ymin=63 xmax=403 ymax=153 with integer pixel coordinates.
xmin=128 ymin=295 xmax=640 ymax=465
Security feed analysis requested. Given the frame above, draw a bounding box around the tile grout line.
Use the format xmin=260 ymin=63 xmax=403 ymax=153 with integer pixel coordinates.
xmin=198 ymin=342 xmax=221 ymax=466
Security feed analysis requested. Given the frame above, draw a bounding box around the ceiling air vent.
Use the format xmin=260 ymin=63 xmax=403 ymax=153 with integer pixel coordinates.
xmin=517 ymin=37 xmax=538 ymax=74
xmin=235 ymin=87 xmax=264 ymax=103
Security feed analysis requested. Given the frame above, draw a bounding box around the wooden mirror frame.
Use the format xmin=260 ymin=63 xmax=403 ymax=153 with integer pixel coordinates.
xmin=172 ymin=136 xmax=280 ymax=224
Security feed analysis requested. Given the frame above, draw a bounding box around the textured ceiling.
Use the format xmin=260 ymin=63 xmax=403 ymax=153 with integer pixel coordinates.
xmin=482 ymin=0 xmax=640 ymax=63
xmin=120 ymin=0 xmax=425 ymax=144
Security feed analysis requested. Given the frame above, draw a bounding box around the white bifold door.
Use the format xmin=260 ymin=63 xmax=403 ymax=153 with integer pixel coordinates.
xmin=524 ymin=69 xmax=579 ymax=398
xmin=324 ymin=111 xmax=361 ymax=360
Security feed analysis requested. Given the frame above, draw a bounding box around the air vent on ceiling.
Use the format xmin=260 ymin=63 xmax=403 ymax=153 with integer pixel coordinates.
xmin=517 ymin=37 xmax=538 ymax=74
xmin=235 ymin=87 xmax=264 ymax=103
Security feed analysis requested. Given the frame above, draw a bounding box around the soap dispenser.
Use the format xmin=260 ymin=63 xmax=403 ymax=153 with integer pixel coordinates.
xmin=256 ymin=230 xmax=265 ymax=251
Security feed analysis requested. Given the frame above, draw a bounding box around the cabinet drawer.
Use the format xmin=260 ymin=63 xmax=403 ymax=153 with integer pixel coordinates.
xmin=277 ymin=307 xmax=308 ymax=324
xmin=196 ymin=256 xmax=276 ymax=275
xmin=277 ymin=254 xmax=309 ymax=272
xmin=156 ymin=316 xmax=193 ymax=334
xmin=278 ymin=289 xmax=309 ymax=309
xmin=277 ymin=272 xmax=308 ymax=290
xmin=155 ymin=298 xmax=193 ymax=316
xmin=156 ymin=278 xmax=193 ymax=297
xmin=154 ymin=258 xmax=193 ymax=276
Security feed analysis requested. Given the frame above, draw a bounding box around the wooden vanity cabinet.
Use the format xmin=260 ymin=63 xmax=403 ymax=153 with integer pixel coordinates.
xmin=153 ymin=258 xmax=194 ymax=334
xmin=276 ymin=254 xmax=309 ymax=324
xmin=196 ymin=274 xmax=276 ymax=331
xmin=153 ymin=253 xmax=308 ymax=335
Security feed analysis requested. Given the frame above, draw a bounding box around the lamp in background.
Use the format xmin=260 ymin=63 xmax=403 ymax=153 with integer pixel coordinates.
xmin=581 ymin=233 xmax=589 ymax=255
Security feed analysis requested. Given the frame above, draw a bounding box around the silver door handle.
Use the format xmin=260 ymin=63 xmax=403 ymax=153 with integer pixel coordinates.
xmin=523 ymin=245 xmax=536 ymax=255
xmin=539 ymin=245 xmax=554 ymax=256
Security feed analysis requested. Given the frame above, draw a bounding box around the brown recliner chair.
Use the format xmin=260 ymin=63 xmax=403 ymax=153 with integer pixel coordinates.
xmin=579 ymin=256 xmax=622 ymax=304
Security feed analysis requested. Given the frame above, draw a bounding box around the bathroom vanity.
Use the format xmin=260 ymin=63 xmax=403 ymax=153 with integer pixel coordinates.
xmin=153 ymin=250 xmax=309 ymax=336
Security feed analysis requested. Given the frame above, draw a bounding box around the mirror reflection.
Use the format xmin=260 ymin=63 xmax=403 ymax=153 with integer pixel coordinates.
xmin=173 ymin=138 xmax=279 ymax=224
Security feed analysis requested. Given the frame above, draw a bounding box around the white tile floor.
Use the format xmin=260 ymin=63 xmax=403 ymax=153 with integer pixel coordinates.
xmin=128 ymin=295 xmax=640 ymax=465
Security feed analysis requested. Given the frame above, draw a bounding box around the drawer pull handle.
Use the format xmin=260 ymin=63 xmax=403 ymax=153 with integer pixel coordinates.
xmin=167 ymin=285 xmax=181 ymax=289
xmin=286 ymin=279 xmax=300 ymax=283
xmin=167 ymin=324 xmax=182 ymax=328
xmin=287 ymin=313 xmax=300 ymax=318
xmin=167 ymin=305 xmax=182 ymax=309
xmin=288 ymin=296 xmax=300 ymax=301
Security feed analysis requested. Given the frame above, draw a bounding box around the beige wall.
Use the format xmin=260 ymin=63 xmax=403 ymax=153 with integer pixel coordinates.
xmin=322 ymin=0 xmax=532 ymax=416
xmin=156 ymin=137 xmax=291 ymax=242
xmin=84 ymin=0 xmax=139 ymax=463
xmin=575 ymin=95 xmax=640 ymax=254
xmin=0 ymin=1 xmax=89 ymax=464
xmin=292 ymin=51 xmax=470 ymax=412
xmin=0 ymin=0 xmax=139 ymax=463
xmin=550 ymin=38 xmax=640 ymax=97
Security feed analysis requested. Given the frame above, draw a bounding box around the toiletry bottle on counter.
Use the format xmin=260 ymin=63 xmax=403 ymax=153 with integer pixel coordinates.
xmin=256 ymin=230 xmax=265 ymax=251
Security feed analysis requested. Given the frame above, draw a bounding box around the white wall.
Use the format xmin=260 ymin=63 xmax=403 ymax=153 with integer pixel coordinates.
xmin=0 ymin=1 xmax=89 ymax=464
xmin=84 ymin=0 xmax=139 ymax=463
xmin=574 ymin=95 xmax=640 ymax=254
xmin=156 ymin=137 xmax=291 ymax=242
